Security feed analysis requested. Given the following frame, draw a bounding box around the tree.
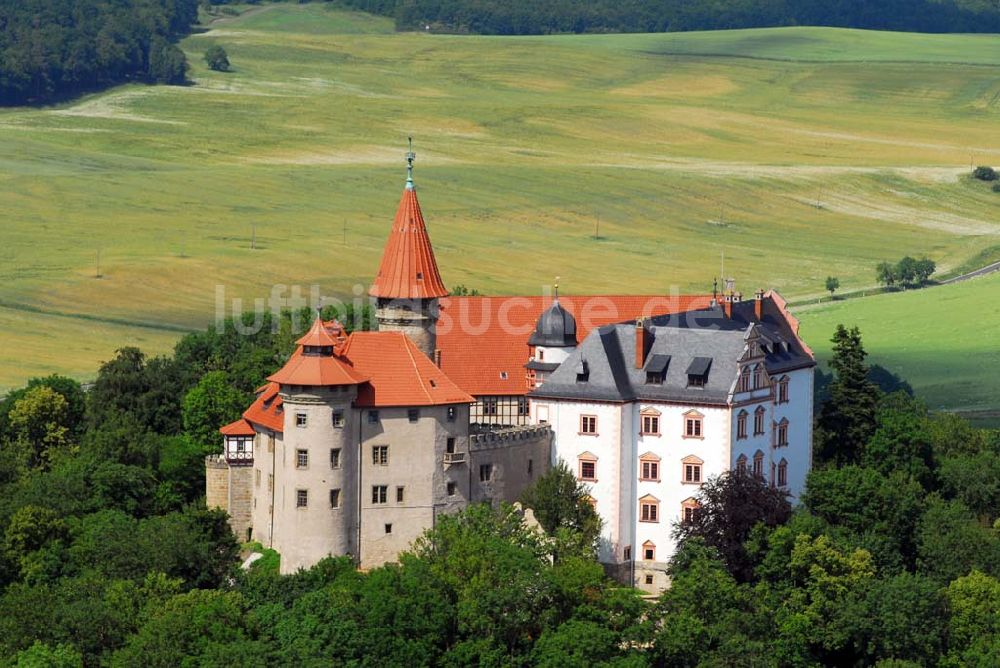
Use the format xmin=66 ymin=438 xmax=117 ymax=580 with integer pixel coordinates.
xmin=181 ymin=371 xmax=248 ymax=448
xmin=147 ymin=37 xmax=187 ymax=85
xmin=939 ymin=451 xmax=1000 ymax=523
xmin=895 ymin=256 xmax=918 ymax=287
xmin=816 ymin=325 xmax=881 ymax=466
xmin=861 ymin=392 xmax=935 ymax=489
xmin=672 ymin=469 xmax=791 ymax=582
xmin=15 ymin=641 xmax=83 ymax=668
xmin=825 ymin=276 xmax=840 ymax=297
xmin=204 ymin=45 xmax=230 ymax=72
xmin=875 ymin=261 xmax=896 ymax=288
xmin=916 ymin=497 xmax=1000 ymax=584
xmin=519 ymin=462 xmax=602 ymax=560
xmin=913 ymin=257 xmax=935 ymax=284
xmin=945 ymin=571 xmax=1000 ymax=664
xmin=972 ymin=166 xmax=998 ymax=181
xmin=8 ymin=386 xmax=73 ymax=470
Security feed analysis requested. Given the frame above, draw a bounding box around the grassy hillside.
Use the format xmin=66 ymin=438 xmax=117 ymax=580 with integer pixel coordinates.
xmin=797 ymin=272 xmax=1000 ymax=423
xmin=1 ymin=3 xmax=997 ymax=400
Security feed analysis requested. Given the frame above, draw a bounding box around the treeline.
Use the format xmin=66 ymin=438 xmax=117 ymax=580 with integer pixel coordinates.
xmin=339 ymin=0 xmax=1000 ymax=34
xmin=0 ymin=0 xmax=200 ymax=106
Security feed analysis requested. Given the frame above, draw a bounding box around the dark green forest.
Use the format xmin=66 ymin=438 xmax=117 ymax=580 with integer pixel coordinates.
xmin=0 ymin=0 xmax=199 ymax=105
xmin=339 ymin=0 xmax=1000 ymax=35
xmin=0 ymin=310 xmax=998 ymax=665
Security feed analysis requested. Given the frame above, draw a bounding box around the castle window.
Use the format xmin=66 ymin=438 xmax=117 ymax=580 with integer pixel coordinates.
xmin=332 ymin=411 xmax=344 ymax=428
xmin=372 ymin=485 xmax=388 ymax=504
xmin=447 ymin=481 xmax=457 ymax=496
xmin=296 ymin=489 xmax=308 ymax=508
xmin=538 ymin=349 xmax=545 ymax=361
xmin=372 ymin=445 xmax=389 ymax=466
xmin=296 ymin=449 xmax=308 ymax=468
xmin=682 ymin=455 xmax=704 ymax=484
xmin=396 ymin=486 xmax=405 ymax=503
xmin=368 ymin=410 xmax=380 ymax=424
xmin=645 ymin=574 xmax=654 ymax=585
xmin=500 ymin=371 xmax=508 ymax=380
xmin=754 ymin=406 xmax=766 ymax=435
xmin=683 ymin=411 xmax=704 ymax=439
xmin=736 ymin=454 xmax=747 ymax=475
xmin=640 ymin=495 xmax=660 ymax=523
xmin=483 ymin=398 xmax=498 ymax=416
xmin=646 ymin=371 xmax=663 ymax=385
xmin=641 ymin=413 xmax=660 ymax=436
xmin=267 ymin=433 xmax=275 ymax=453
xmin=330 ymin=448 xmax=341 ymax=469
xmin=737 ymin=410 xmax=748 ymax=439
xmin=479 ymin=463 xmax=493 ymax=482
xmin=687 ymin=374 xmax=706 ymax=388
xmin=446 ymin=437 xmax=455 ymax=454
xmin=776 ymin=418 xmax=789 ymax=447
xmin=408 ymin=409 xmax=419 ymax=423
xmin=639 ymin=452 xmax=660 ymax=481
xmin=778 ymin=376 xmax=790 ymax=404
xmin=682 ymin=498 xmax=699 ymax=524
xmin=753 ymin=364 xmax=764 ymax=389
xmin=580 ymin=415 xmax=598 ymax=435
xmin=738 ymin=366 xmax=751 ymax=392
xmin=578 ymin=452 xmax=597 ymax=482
xmin=575 ymin=360 xmax=589 ymax=383
xmin=416 ymin=271 xmax=423 ymax=280
xmin=518 ymin=397 xmax=529 ymax=415
xmin=447 ymin=406 xmax=456 ymax=422
xmin=643 ymin=541 xmax=656 ymax=561
xmin=255 ymin=469 xmax=261 ymax=487
xmin=385 ymin=523 xmax=393 ymax=534
xmin=296 ymin=413 xmax=307 ymax=428
xmin=753 ymin=451 xmax=764 ymax=479
xmin=528 ymin=458 xmax=534 ymax=475
xmin=330 ymin=488 xmax=341 ymax=509
xmin=777 ymin=459 xmax=788 ymax=487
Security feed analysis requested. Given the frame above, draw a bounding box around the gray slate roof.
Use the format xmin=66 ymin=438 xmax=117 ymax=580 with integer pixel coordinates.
xmin=530 ymin=298 xmax=814 ymax=405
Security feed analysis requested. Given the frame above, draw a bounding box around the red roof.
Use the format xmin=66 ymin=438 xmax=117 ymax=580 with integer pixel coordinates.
xmin=296 ymin=317 xmax=341 ymax=347
xmin=436 ymin=295 xmax=714 ymax=396
xmin=219 ymin=418 xmax=256 ymax=436
xmin=267 ymin=346 xmax=367 ymax=387
xmin=243 ymin=383 xmax=284 ymax=432
xmin=369 ymin=187 xmax=449 ymax=300
xmin=340 ymin=331 xmax=473 ymax=407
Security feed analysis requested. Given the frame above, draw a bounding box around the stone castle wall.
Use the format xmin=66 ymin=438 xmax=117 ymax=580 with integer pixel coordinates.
xmin=205 ymin=455 xmax=254 ymax=544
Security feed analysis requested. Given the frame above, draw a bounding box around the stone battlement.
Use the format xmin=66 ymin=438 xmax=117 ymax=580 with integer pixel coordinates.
xmin=470 ymin=424 xmax=552 ymax=449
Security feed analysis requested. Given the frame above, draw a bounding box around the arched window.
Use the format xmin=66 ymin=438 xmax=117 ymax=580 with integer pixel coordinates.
xmin=639 ymin=494 xmax=660 ymax=523
xmin=777 ymin=458 xmax=788 ymax=487
xmin=737 ymin=410 xmax=748 ymax=440
xmin=738 ymin=366 xmax=751 ymax=392
xmin=681 ymin=497 xmax=699 ymax=524
xmin=639 ymin=452 xmax=661 ymax=481
xmin=776 ymin=418 xmax=789 ymax=447
xmin=642 ymin=540 xmax=656 ymax=561
xmin=681 ymin=455 xmax=704 ymax=484
xmin=577 ymin=452 xmax=598 ymax=482
xmin=752 ymin=364 xmax=764 ymax=389
xmin=752 ymin=450 xmax=765 ymax=478
xmin=736 ymin=454 xmax=748 ymax=475
xmin=754 ymin=406 xmax=766 ymax=435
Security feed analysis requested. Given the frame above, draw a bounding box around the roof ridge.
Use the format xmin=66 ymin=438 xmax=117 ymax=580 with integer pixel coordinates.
xmin=400 ymin=332 xmax=435 ymax=404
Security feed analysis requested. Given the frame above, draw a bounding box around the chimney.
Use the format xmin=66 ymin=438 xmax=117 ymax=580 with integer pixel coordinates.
xmin=754 ymin=289 xmax=765 ymax=320
xmin=722 ymin=296 xmax=732 ymax=319
xmin=635 ymin=318 xmax=650 ymax=368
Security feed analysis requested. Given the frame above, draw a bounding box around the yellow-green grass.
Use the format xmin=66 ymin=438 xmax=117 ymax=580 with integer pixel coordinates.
xmin=1 ymin=3 xmax=998 ymax=397
xmin=797 ymin=272 xmax=1000 ymax=421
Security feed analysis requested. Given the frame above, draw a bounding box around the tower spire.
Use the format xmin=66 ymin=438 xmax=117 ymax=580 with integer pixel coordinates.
xmin=405 ymin=136 xmax=415 ymax=191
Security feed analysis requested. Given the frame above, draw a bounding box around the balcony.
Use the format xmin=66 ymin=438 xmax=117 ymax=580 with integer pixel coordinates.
xmin=443 ymin=452 xmax=467 ymax=466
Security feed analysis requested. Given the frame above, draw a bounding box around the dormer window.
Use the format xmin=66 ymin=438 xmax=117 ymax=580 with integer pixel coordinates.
xmin=302 ymin=345 xmax=334 ymax=357
xmin=416 ymin=272 xmax=423 ymax=280
xmin=646 ymin=372 xmax=663 ymax=385
xmin=644 ymin=354 xmax=670 ymax=385
xmin=686 ymin=357 xmax=711 ymax=388
xmin=575 ymin=360 xmax=589 ymax=383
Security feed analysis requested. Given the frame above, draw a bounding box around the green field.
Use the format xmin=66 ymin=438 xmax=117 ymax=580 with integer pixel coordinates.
xmin=797 ymin=272 xmax=1000 ymax=423
xmin=1 ymin=3 xmax=998 ymax=406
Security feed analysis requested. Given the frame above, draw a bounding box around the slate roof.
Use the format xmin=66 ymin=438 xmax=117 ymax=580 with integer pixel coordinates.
xmin=531 ymin=295 xmax=814 ymax=406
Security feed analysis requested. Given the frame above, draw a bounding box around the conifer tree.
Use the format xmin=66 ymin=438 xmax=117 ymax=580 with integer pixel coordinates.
xmin=816 ymin=325 xmax=881 ymax=466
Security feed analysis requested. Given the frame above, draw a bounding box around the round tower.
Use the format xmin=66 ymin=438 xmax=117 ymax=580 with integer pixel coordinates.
xmin=369 ymin=140 xmax=449 ymax=359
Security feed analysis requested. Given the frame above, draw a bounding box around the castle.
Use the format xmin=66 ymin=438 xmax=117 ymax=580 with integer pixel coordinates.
xmin=207 ymin=147 xmax=815 ymax=590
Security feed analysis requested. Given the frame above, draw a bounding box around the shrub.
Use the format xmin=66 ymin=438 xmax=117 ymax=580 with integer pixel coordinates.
xmin=972 ymin=166 xmax=998 ymax=181
xmin=204 ymin=45 xmax=230 ymax=72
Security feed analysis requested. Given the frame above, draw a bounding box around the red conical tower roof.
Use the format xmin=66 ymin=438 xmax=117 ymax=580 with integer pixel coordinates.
xmin=296 ymin=316 xmax=339 ymax=347
xmin=370 ymin=143 xmax=449 ymax=300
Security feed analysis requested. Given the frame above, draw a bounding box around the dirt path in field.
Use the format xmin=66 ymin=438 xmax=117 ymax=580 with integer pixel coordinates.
xmin=204 ymin=4 xmax=278 ymax=28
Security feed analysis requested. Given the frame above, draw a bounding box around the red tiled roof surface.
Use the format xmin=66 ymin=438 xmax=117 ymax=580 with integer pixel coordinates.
xmin=267 ymin=346 xmax=367 ymax=387
xmin=340 ymin=331 xmax=473 ymax=407
xmin=219 ymin=418 xmax=256 ymax=436
xmin=296 ymin=317 xmax=341 ymax=347
xmin=243 ymin=383 xmax=284 ymax=432
xmin=436 ymin=295 xmax=714 ymax=396
xmin=369 ymin=187 xmax=449 ymax=300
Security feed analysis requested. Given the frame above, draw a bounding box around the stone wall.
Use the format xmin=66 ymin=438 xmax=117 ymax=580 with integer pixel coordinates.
xmin=205 ymin=455 xmax=254 ymax=544
xmin=470 ymin=424 xmax=552 ymax=505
